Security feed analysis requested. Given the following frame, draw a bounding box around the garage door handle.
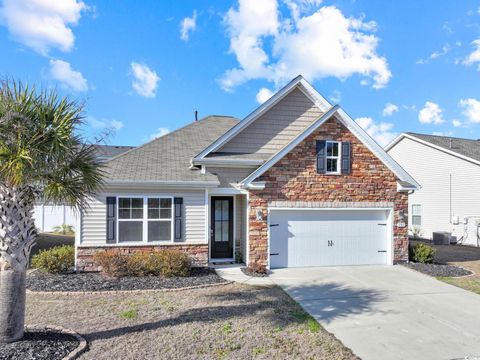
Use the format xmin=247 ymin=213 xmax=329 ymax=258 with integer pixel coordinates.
xmin=269 ymin=224 xmax=279 ymax=227
xmin=270 ymin=253 xmax=279 ymax=256
xmin=378 ymin=250 xmax=387 ymax=253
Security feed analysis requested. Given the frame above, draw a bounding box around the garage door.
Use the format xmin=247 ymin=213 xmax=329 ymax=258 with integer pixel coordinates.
xmin=269 ymin=209 xmax=390 ymax=268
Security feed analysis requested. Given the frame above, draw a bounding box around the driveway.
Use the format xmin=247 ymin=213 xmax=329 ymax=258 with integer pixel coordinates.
xmin=270 ymin=265 xmax=480 ymax=360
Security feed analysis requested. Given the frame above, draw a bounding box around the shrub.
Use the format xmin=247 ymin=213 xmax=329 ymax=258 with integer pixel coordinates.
xmin=155 ymin=250 xmax=190 ymax=277
xmin=93 ymin=251 xmax=129 ymax=277
xmin=94 ymin=250 xmax=191 ymax=277
xmin=409 ymin=226 xmax=423 ymax=239
xmin=246 ymin=262 xmax=268 ymax=274
xmin=411 ymin=243 xmax=436 ymax=264
xmin=31 ymin=245 xmax=74 ymax=273
xmin=52 ymin=224 xmax=75 ymax=235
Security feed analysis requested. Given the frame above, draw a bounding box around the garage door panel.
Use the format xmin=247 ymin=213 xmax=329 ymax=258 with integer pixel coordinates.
xmin=270 ymin=210 xmax=389 ymax=268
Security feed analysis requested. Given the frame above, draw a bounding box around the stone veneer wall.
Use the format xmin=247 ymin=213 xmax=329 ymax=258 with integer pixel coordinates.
xmin=248 ymin=116 xmax=409 ymax=269
xmin=76 ymin=244 xmax=208 ymax=272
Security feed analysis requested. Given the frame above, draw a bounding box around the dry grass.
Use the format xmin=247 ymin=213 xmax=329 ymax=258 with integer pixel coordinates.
xmin=438 ymin=260 xmax=480 ymax=295
xmin=26 ymin=283 xmax=357 ymax=360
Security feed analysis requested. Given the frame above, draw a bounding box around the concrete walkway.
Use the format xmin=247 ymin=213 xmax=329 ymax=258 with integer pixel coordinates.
xmin=270 ymin=265 xmax=480 ymax=360
xmin=214 ymin=265 xmax=274 ymax=286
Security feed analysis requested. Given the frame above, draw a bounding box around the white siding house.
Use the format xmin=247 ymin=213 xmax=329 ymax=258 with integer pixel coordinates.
xmin=387 ymin=133 xmax=480 ymax=246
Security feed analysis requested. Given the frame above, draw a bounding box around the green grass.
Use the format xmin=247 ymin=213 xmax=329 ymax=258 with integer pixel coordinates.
xmin=437 ymin=276 xmax=480 ymax=295
xmin=289 ymin=309 xmax=322 ymax=333
xmin=118 ymin=308 xmax=138 ymax=319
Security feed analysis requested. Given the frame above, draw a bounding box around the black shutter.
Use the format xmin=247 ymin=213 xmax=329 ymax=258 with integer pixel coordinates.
xmin=106 ymin=197 xmax=116 ymax=243
xmin=341 ymin=142 xmax=351 ymax=174
xmin=174 ymin=197 xmax=183 ymax=241
xmin=316 ymin=140 xmax=326 ymax=174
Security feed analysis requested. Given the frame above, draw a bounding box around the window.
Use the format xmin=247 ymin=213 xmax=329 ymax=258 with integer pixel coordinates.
xmin=117 ymin=197 xmax=173 ymax=243
xmin=326 ymin=141 xmax=340 ymax=174
xmin=412 ymin=204 xmax=422 ymax=226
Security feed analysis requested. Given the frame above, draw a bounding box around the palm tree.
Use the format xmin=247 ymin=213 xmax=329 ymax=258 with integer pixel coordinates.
xmin=0 ymin=80 xmax=104 ymax=343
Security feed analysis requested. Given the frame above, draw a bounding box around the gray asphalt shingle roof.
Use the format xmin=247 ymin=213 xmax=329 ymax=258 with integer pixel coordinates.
xmin=92 ymin=145 xmax=135 ymax=160
xmin=407 ymin=132 xmax=480 ymax=163
xmin=105 ymin=116 xmax=239 ymax=183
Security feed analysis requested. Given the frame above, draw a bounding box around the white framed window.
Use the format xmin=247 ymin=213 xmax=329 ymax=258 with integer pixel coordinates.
xmin=411 ymin=204 xmax=422 ymax=226
xmin=326 ymin=141 xmax=341 ymax=174
xmin=117 ymin=196 xmax=173 ymax=243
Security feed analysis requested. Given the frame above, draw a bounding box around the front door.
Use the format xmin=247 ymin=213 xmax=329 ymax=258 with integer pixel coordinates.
xmin=211 ymin=196 xmax=234 ymax=259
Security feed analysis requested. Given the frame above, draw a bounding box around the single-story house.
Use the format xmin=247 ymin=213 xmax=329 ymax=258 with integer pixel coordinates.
xmin=75 ymin=75 xmax=419 ymax=271
xmin=34 ymin=145 xmax=134 ymax=233
xmin=386 ymin=132 xmax=480 ymax=246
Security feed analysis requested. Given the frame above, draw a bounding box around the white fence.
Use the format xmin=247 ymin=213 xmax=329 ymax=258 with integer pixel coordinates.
xmin=33 ymin=204 xmax=77 ymax=233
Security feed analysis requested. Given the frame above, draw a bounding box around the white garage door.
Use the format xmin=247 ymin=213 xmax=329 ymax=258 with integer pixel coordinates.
xmin=269 ymin=209 xmax=390 ymax=268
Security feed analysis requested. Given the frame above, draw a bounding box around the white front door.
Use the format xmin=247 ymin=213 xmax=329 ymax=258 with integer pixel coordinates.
xmin=269 ymin=209 xmax=390 ymax=268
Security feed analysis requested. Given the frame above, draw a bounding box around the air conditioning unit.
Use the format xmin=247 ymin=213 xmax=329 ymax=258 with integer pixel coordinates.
xmin=433 ymin=231 xmax=451 ymax=245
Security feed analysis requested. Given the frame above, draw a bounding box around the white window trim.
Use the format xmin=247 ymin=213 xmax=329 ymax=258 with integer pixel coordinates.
xmin=411 ymin=204 xmax=422 ymax=226
xmin=326 ymin=140 xmax=341 ymax=175
xmin=116 ymin=196 xmax=174 ymax=244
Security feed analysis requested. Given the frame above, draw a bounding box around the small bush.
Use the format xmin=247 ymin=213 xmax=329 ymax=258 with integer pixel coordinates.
xmin=52 ymin=224 xmax=75 ymax=235
xmin=93 ymin=251 xmax=129 ymax=277
xmin=155 ymin=249 xmax=190 ymax=277
xmin=246 ymin=262 xmax=267 ymax=274
xmin=409 ymin=226 xmax=423 ymax=239
xmin=411 ymin=243 xmax=436 ymax=264
xmin=31 ymin=245 xmax=74 ymax=273
xmin=94 ymin=250 xmax=191 ymax=277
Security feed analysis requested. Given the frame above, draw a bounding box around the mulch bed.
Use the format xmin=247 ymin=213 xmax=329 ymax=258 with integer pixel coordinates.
xmin=0 ymin=330 xmax=78 ymax=360
xmin=27 ymin=268 xmax=227 ymax=292
xmin=240 ymin=267 xmax=270 ymax=277
xmin=404 ymin=263 xmax=472 ymax=277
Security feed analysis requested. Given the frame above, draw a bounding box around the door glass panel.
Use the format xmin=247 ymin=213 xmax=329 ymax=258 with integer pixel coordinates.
xmin=221 ymin=221 xmax=229 ymax=242
xmin=222 ymin=200 xmax=229 ymax=220
xmin=215 ymin=221 xmax=223 ymax=242
xmin=215 ymin=200 xmax=222 ymax=220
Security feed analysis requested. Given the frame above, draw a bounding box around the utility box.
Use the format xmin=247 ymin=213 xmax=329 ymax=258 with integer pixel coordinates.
xmin=433 ymin=231 xmax=451 ymax=245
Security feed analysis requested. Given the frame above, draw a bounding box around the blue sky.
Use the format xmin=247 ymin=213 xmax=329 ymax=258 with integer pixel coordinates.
xmin=1 ymin=0 xmax=480 ymax=147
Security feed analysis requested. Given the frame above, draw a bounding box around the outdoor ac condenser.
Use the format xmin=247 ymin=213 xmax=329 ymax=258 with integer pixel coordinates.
xmin=432 ymin=231 xmax=451 ymax=245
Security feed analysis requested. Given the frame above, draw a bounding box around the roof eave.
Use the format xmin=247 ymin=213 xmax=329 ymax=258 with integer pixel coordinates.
xmin=105 ymin=180 xmax=220 ymax=188
xmin=191 ymin=158 xmax=264 ymax=166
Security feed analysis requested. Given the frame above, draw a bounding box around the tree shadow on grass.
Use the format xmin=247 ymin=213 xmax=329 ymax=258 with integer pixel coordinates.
xmin=83 ymin=282 xmax=386 ymax=342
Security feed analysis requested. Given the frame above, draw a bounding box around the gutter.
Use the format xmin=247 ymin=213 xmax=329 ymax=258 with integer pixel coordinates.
xmin=191 ymin=158 xmax=264 ymax=166
xmin=105 ymin=180 xmax=220 ymax=188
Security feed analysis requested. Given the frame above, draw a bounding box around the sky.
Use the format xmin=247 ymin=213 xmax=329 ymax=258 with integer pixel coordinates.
xmin=0 ymin=0 xmax=480 ymax=147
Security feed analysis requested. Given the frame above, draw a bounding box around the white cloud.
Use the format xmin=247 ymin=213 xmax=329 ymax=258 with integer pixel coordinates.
xmin=180 ymin=10 xmax=197 ymax=42
xmin=452 ymin=119 xmax=462 ymax=127
xmin=432 ymin=131 xmax=453 ymax=137
xmin=418 ymin=101 xmax=445 ymax=125
xmin=463 ymin=40 xmax=480 ymax=71
xmin=221 ymin=1 xmax=391 ymax=91
xmin=416 ymin=44 xmax=451 ymax=64
xmin=459 ymin=98 xmax=480 ymax=123
xmin=89 ymin=117 xmax=124 ymax=130
xmin=256 ymin=87 xmax=274 ymax=103
xmin=0 ymin=0 xmax=87 ymax=55
xmin=329 ymin=90 xmax=341 ymax=103
xmin=382 ymin=103 xmax=398 ymax=117
xmin=150 ymin=127 xmax=170 ymax=140
xmin=130 ymin=62 xmax=160 ymax=98
xmin=355 ymin=116 xmax=396 ymax=147
xmin=49 ymin=59 xmax=88 ymax=91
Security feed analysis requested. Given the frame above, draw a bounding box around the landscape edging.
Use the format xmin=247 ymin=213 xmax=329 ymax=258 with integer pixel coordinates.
xmin=26 ymin=280 xmax=233 ymax=295
xmin=25 ymin=325 xmax=88 ymax=360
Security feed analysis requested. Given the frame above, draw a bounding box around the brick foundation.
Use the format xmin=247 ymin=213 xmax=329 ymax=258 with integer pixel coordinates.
xmin=247 ymin=116 xmax=409 ymax=269
xmin=76 ymin=244 xmax=209 ymax=272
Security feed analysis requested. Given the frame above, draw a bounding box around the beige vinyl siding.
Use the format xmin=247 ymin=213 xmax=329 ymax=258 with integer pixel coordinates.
xmin=218 ymin=88 xmax=323 ymax=155
xmin=206 ymin=167 xmax=255 ymax=188
xmin=388 ymin=137 xmax=480 ymax=246
xmin=80 ymin=188 xmax=206 ymax=246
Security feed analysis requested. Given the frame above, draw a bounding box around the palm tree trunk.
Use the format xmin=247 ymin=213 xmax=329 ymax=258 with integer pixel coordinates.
xmin=0 ymin=185 xmax=36 ymax=343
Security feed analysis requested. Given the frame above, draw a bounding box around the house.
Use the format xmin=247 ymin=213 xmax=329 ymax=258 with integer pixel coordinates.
xmin=386 ymin=132 xmax=480 ymax=246
xmin=75 ymin=76 xmax=419 ymax=271
xmin=34 ymin=145 xmax=134 ymax=233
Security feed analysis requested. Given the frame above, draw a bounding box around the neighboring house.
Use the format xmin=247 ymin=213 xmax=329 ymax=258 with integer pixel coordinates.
xmin=76 ymin=75 xmax=419 ymax=271
xmin=387 ymin=133 xmax=480 ymax=247
xmin=34 ymin=145 xmax=134 ymax=233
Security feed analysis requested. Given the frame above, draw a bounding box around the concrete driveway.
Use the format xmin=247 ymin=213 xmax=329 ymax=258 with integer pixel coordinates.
xmin=270 ymin=265 xmax=480 ymax=360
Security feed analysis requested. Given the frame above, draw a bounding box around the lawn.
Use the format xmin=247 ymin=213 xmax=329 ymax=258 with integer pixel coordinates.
xmin=438 ymin=276 xmax=480 ymax=295
xmin=26 ymin=283 xmax=357 ymax=359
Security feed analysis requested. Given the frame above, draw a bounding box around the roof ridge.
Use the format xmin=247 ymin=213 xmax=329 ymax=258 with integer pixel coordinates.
xmin=407 ymin=132 xmax=478 ymax=142
xmin=105 ymin=115 xmax=238 ymax=163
